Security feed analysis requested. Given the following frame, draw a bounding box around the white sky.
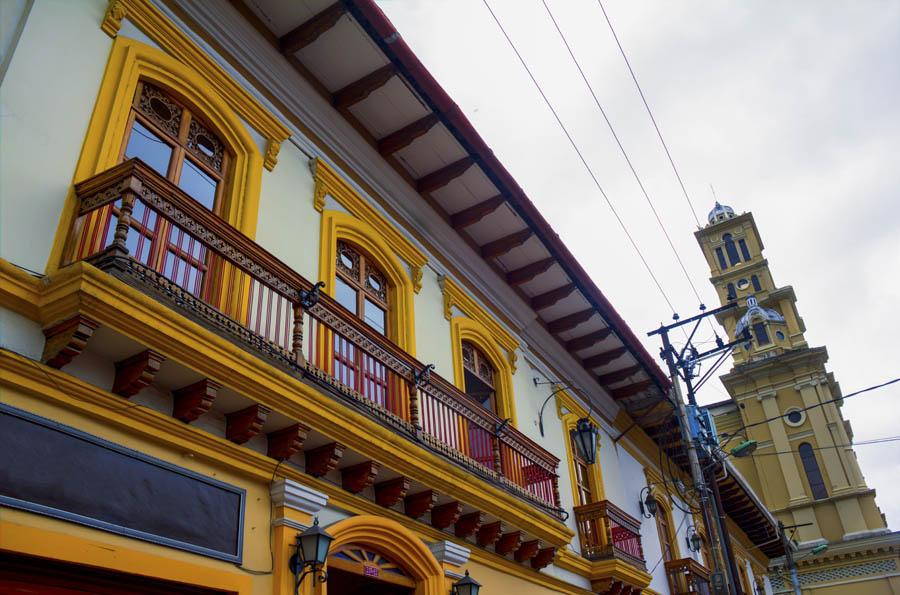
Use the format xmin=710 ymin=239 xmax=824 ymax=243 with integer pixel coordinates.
xmin=375 ymin=0 xmax=900 ymax=529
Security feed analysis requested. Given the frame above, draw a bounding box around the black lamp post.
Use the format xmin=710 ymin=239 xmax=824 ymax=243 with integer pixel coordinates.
xmin=452 ymin=570 xmax=481 ymax=595
xmin=638 ymin=486 xmax=658 ymax=518
xmin=289 ymin=517 xmax=334 ymax=593
xmin=571 ymin=417 xmax=598 ymax=465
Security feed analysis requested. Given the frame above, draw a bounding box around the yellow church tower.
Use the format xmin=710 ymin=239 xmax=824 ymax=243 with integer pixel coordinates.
xmin=696 ymin=203 xmax=898 ymax=594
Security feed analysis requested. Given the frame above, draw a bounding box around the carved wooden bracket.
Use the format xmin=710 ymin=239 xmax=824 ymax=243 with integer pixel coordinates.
xmin=267 ymin=423 xmax=309 ymax=461
xmin=374 ymin=476 xmax=410 ymax=508
xmin=305 ymin=442 xmax=345 ymax=477
xmin=431 ymin=501 xmax=463 ymax=530
xmin=454 ymin=511 xmax=485 ymax=539
xmin=113 ymin=349 xmax=164 ymax=398
xmin=172 ymin=379 xmax=219 ymax=423
xmin=225 ymin=404 xmax=270 ymax=444
xmin=495 ymin=531 xmax=523 ymax=556
xmin=42 ymin=316 xmax=99 ymax=369
xmin=530 ymin=547 xmax=556 ymax=570
xmin=476 ymin=521 xmax=503 ymax=548
xmin=514 ymin=539 xmax=540 ymax=563
xmin=341 ymin=461 xmax=381 ymax=494
xmin=404 ymin=490 xmax=436 ymax=520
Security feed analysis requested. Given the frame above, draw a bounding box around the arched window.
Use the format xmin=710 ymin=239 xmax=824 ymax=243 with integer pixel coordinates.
xmin=751 ymin=275 xmax=762 ymax=292
xmin=335 ymin=240 xmax=389 ymax=335
xmin=723 ymin=234 xmax=741 ymax=266
xmin=571 ymin=430 xmax=596 ymax=505
xmin=738 ymin=238 xmax=751 ymax=261
xmin=799 ymin=443 xmax=828 ymax=500
xmin=462 ymin=341 xmax=497 ymax=413
xmin=655 ymin=501 xmax=676 ymax=562
xmin=715 ymin=247 xmax=728 ymax=270
xmin=110 ymin=81 xmax=230 ymax=297
xmin=753 ymin=322 xmax=771 ymax=346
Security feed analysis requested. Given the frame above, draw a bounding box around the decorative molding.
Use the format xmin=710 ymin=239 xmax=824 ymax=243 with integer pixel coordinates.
xmin=98 ymin=0 xmax=289 ymax=169
xmin=374 ymin=476 xmax=410 ymax=508
xmin=440 ymin=276 xmax=519 ymax=358
xmin=477 ymin=521 xmax=503 ymax=548
xmin=269 ymin=479 xmax=328 ymax=515
xmin=42 ymin=315 xmax=98 ymax=369
xmin=515 ymin=539 xmax=540 ymax=563
xmin=496 ymin=531 xmax=523 ymax=556
xmin=454 ymin=512 xmax=484 ymax=539
xmin=430 ymin=501 xmax=463 ymax=530
xmin=531 ymin=547 xmax=556 ymax=570
xmin=172 ymin=379 xmax=219 ymax=423
xmin=113 ymin=349 xmax=164 ymax=398
xmin=305 ymin=442 xmax=345 ymax=477
xmin=404 ymin=490 xmax=436 ymax=520
xmin=427 ymin=539 xmax=471 ymax=567
xmin=341 ymin=460 xmax=381 ymax=494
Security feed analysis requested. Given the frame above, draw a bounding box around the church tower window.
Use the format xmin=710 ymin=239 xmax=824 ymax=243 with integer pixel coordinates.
xmin=723 ymin=234 xmax=741 ymax=266
xmin=799 ymin=443 xmax=828 ymax=500
xmin=751 ymin=275 xmax=762 ymax=292
xmin=738 ymin=238 xmax=751 ymax=261
xmin=715 ymin=247 xmax=727 ymax=270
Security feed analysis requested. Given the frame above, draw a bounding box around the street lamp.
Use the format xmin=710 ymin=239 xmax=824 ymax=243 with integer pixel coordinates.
xmin=686 ymin=526 xmax=702 ymax=553
xmin=571 ymin=417 xmax=599 ymax=465
xmin=730 ymin=439 xmax=758 ymax=458
xmin=289 ymin=518 xmax=334 ymax=592
xmin=639 ymin=486 xmax=658 ymax=518
xmin=451 ymin=570 xmax=481 ymax=595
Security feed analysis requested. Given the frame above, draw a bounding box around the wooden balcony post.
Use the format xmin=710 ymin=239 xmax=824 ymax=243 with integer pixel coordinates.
xmin=110 ymin=190 xmax=136 ymax=256
xmin=492 ymin=435 xmax=503 ymax=474
xmin=291 ymin=303 xmax=305 ymax=364
xmin=407 ymin=382 xmax=421 ymax=429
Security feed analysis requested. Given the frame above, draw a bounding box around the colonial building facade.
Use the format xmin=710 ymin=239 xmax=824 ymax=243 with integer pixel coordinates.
xmin=698 ymin=203 xmax=900 ymax=594
xmin=2 ymin=1 xmax=781 ymax=594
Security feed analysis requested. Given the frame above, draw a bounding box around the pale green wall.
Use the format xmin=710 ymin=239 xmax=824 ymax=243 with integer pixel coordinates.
xmin=0 ymin=0 xmax=111 ymax=273
xmin=253 ymin=142 xmax=319 ymax=282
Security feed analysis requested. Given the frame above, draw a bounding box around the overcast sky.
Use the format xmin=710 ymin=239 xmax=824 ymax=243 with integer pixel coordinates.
xmin=375 ymin=0 xmax=900 ymax=529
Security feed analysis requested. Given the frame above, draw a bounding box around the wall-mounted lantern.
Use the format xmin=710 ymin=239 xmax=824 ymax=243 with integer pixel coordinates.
xmin=686 ymin=525 xmax=702 ymax=553
xmin=571 ymin=417 xmax=599 ymax=465
xmin=638 ymin=486 xmax=657 ymax=518
xmin=289 ymin=517 xmax=334 ymax=592
xmin=451 ymin=570 xmax=481 ymax=595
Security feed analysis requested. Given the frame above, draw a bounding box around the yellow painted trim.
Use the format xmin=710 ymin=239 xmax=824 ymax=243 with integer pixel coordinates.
xmin=441 ymin=277 xmax=518 ymax=369
xmin=320 ymin=516 xmax=444 ymax=595
xmin=559 ymin=402 xmax=606 ymax=502
xmin=555 ymin=549 xmax=652 ymax=590
xmin=47 ymin=35 xmax=265 ymax=274
xmin=0 ymin=521 xmax=253 ymax=594
xmin=648 ymin=487 xmax=683 ymax=561
xmin=450 ymin=315 xmax=517 ymax=425
xmin=319 ymin=210 xmax=416 ymax=354
xmin=0 ymin=259 xmax=572 ymax=546
xmin=313 ymin=159 xmax=426 ymax=293
xmin=100 ymin=0 xmax=289 ymax=170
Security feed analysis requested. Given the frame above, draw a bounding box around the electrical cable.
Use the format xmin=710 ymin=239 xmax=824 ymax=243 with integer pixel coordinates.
xmin=737 ymin=436 xmax=900 ymax=458
xmin=540 ymin=0 xmax=718 ymax=337
xmin=595 ymin=0 xmax=702 ymax=228
xmin=740 ymin=377 xmax=899 ymax=432
xmin=481 ymin=0 xmax=680 ymax=318
xmin=646 ymin=506 xmax=692 ymax=575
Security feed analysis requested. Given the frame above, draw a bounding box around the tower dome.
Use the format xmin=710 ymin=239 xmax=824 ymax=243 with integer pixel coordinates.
xmin=707 ymin=202 xmax=735 ymax=225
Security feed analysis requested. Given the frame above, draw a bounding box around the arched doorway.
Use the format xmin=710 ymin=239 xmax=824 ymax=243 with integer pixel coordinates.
xmin=319 ymin=516 xmax=445 ymax=595
xmin=327 ymin=546 xmax=414 ymax=595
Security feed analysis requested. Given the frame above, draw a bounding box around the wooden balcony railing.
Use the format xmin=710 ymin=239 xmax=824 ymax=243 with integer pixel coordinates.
xmin=66 ymin=159 xmax=561 ymax=516
xmin=573 ymin=499 xmax=646 ymax=569
xmin=664 ymin=557 xmax=712 ymax=595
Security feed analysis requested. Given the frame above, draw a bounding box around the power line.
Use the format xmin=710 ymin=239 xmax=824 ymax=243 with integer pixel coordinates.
xmin=540 ymin=0 xmax=716 ymax=337
xmin=596 ymin=0 xmax=702 ymax=227
xmin=739 ymin=377 xmax=900 ymax=432
xmin=735 ymin=435 xmax=900 ymax=459
xmin=481 ymin=0 xmax=679 ymax=317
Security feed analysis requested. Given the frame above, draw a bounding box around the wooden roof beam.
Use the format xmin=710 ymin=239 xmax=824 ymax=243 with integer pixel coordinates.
xmin=597 ymin=365 xmax=642 ymax=386
xmin=480 ymin=229 xmax=533 ymax=259
xmin=332 ymin=64 xmax=396 ymax=109
xmin=548 ymin=308 xmax=595 ymax=334
xmin=506 ymin=258 xmax=555 ymax=286
xmin=450 ymin=195 xmax=505 ymax=229
xmin=610 ymin=379 xmax=654 ymax=400
xmin=377 ymin=114 xmax=440 ymax=156
xmin=279 ymin=2 xmax=347 ymax=54
xmin=564 ymin=328 xmax=612 ymax=352
xmin=416 ymin=156 xmax=474 ymax=194
xmin=530 ymin=283 xmax=577 ymax=311
xmin=582 ymin=346 xmax=627 ymax=369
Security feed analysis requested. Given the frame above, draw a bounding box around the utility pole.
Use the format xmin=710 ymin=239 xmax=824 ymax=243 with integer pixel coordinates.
xmin=780 ymin=522 xmax=803 ymax=595
xmin=649 ymin=302 xmax=747 ymax=595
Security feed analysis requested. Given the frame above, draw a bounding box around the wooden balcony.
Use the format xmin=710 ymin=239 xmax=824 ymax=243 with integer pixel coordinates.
xmin=64 ymin=158 xmax=561 ymax=517
xmin=665 ymin=557 xmax=712 ymax=595
xmin=573 ymin=499 xmax=646 ymax=569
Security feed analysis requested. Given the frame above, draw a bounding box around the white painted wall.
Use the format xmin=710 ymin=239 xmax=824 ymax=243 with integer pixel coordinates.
xmin=0 ymin=304 xmax=44 ymax=359
xmin=413 ymin=266 xmax=453 ymax=377
xmin=0 ymin=0 xmax=111 ymax=273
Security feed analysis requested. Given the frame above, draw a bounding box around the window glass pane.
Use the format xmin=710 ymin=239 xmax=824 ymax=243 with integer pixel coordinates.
xmin=335 ymin=277 xmax=357 ymax=313
xmin=715 ymin=247 xmax=727 ymax=270
xmin=178 ymin=157 xmax=217 ymax=211
xmin=753 ymin=322 xmax=770 ymax=345
xmin=739 ymin=238 xmax=752 ymax=261
xmin=124 ymin=120 xmax=173 ymax=176
xmin=363 ymin=298 xmax=386 ymax=335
